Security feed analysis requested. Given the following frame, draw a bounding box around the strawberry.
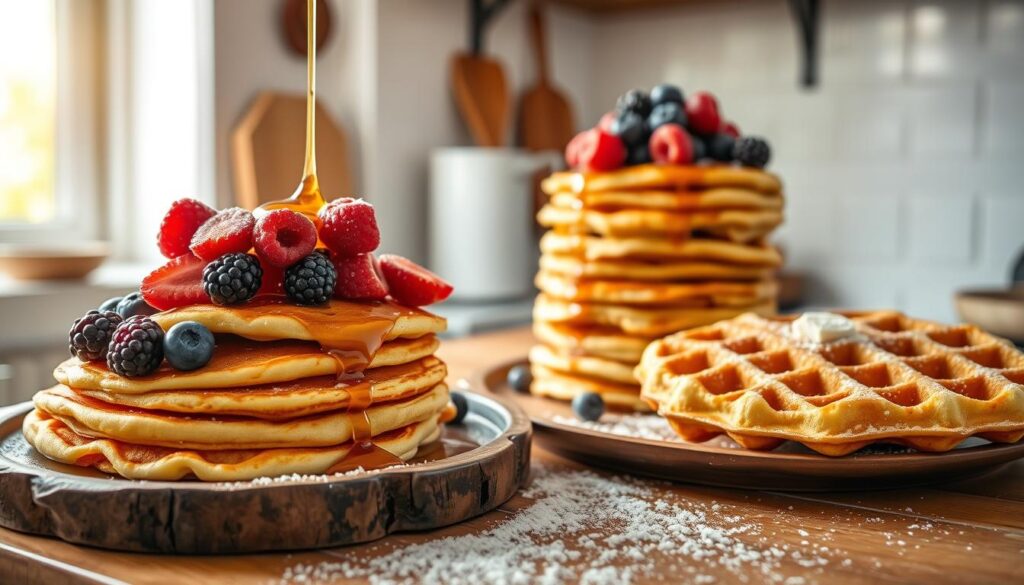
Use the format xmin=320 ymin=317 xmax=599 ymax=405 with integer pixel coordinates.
xmin=254 ymin=209 xmax=317 ymax=267
xmin=189 ymin=207 xmax=255 ymax=261
xmin=332 ymin=253 xmax=389 ymax=301
xmin=141 ymin=254 xmax=208 ymax=310
xmin=157 ymin=198 xmax=216 ymax=258
xmin=576 ymin=129 xmax=626 ymax=173
xmin=685 ymin=91 xmax=721 ymax=135
xmin=317 ymin=198 xmax=381 ymax=257
xmin=721 ymin=121 xmax=741 ymax=139
xmin=378 ymin=254 xmax=453 ymax=307
xmin=649 ymin=123 xmax=694 ymax=165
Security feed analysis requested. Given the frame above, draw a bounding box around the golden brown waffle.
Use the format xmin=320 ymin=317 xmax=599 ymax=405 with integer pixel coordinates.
xmin=637 ymin=311 xmax=1024 ymax=456
xmin=541 ymin=163 xmax=783 ymax=194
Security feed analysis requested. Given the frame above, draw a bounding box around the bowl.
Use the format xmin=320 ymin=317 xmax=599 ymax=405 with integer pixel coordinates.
xmin=0 ymin=241 xmax=110 ymax=280
xmin=955 ymin=288 xmax=1024 ymax=343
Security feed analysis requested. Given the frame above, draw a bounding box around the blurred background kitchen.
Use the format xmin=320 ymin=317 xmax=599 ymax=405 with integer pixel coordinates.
xmin=0 ymin=0 xmax=1022 ymax=405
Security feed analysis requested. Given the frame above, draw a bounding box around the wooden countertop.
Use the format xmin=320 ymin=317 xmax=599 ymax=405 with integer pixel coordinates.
xmin=2 ymin=326 xmax=1021 ymax=584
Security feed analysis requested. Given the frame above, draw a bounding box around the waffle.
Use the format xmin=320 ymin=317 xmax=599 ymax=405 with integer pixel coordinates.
xmin=637 ymin=311 xmax=1024 ymax=456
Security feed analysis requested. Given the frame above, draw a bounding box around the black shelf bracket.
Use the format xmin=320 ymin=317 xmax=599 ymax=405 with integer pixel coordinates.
xmin=788 ymin=0 xmax=821 ymax=88
xmin=469 ymin=0 xmax=513 ymax=55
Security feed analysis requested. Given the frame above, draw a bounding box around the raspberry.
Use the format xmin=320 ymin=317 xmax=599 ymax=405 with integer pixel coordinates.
xmin=733 ymin=136 xmax=772 ymax=168
xmin=256 ymin=262 xmax=285 ymax=298
xmin=317 ymin=198 xmax=380 ymax=257
xmin=202 ymin=253 xmax=263 ymax=305
xmin=253 ymin=209 xmax=317 ymax=267
xmin=685 ymin=91 xmax=722 ymax=135
xmin=106 ymin=316 xmax=164 ymax=377
xmin=649 ymin=124 xmax=694 ymax=165
xmin=332 ymin=253 xmax=388 ymax=300
xmin=69 ymin=311 xmax=123 ymax=362
xmin=378 ymin=254 xmax=453 ymax=307
xmin=157 ymin=198 xmax=216 ymax=258
xmin=141 ymin=254 xmax=208 ymax=310
xmin=284 ymin=253 xmax=337 ymax=305
xmin=721 ymin=121 xmax=741 ymax=139
xmin=189 ymin=207 xmax=255 ymax=261
xmin=576 ymin=129 xmax=626 ymax=173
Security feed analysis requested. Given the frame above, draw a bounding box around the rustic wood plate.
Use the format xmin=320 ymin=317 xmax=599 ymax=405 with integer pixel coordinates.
xmin=477 ymin=359 xmax=1024 ymax=492
xmin=0 ymin=394 xmax=530 ymax=554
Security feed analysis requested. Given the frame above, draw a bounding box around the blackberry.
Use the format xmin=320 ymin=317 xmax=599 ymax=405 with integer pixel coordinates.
xmin=284 ymin=252 xmax=337 ymax=305
xmin=106 ymin=316 xmax=164 ymax=377
xmin=68 ymin=310 xmax=123 ymax=362
xmin=733 ymin=136 xmax=771 ymax=168
xmin=610 ymin=111 xmax=649 ymax=147
xmin=616 ymin=89 xmax=652 ymax=118
xmin=706 ymin=133 xmax=736 ymax=162
xmin=202 ymin=253 xmax=262 ymax=305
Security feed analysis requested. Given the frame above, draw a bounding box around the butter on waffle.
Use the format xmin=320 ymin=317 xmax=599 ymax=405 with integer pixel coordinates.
xmin=637 ymin=311 xmax=1024 ymax=456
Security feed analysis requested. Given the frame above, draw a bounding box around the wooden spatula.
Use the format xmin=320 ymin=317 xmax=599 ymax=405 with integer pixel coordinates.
xmin=519 ymin=2 xmax=575 ymax=152
xmin=451 ymin=52 xmax=509 ymax=147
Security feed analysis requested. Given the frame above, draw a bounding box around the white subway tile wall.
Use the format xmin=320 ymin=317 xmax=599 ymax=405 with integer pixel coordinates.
xmin=586 ymin=0 xmax=1024 ymax=321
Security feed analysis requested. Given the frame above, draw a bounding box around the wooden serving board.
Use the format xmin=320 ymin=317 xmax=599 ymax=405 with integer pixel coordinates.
xmin=479 ymin=358 xmax=1024 ymax=492
xmin=0 ymin=394 xmax=530 ymax=554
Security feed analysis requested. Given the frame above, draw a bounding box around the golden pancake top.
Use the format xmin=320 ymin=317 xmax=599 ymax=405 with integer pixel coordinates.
xmin=542 ymin=163 xmax=782 ymax=195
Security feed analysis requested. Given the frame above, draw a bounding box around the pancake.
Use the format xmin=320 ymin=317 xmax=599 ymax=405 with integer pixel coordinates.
xmin=73 ymin=356 xmax=447 ymax=419
xmin=538 ymin=204 xmax=782 ymax=243
xmin=24 ymin=409 xmax=442 ymax=481
xmin=541 ymin=163 xmax=783 ymax=194
xmin=539 ymin=254 xmax=773 ymax=282
xmin=530 ymin=364 xmax=649 ymax=411
xmin=54 ymin=334 xmax=439 ymax=394
xmin=548 ymin=187 xmax=782 ymax=212
xmin=533 ymin=321 xmax=654 ymax=363
xmin=529 ymin=344 xmax=637 ymax=386
xmin=536 ymin=271 xmax=778 ymax=307
xmin=539 ymin=232 xmax=782 ymax=265
xmin=33 ymin=383 xmax=449 ymax=450
xmin=534 ymin=294 xmax=776 ymax=337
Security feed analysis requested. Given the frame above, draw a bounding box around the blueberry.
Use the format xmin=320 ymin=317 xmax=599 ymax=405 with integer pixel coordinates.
xmin=691 ymin=135 xmax=708 ymax=161
xmin=163 ymin=321 xmax=215 ymax=371
xmin=647 ymin=102 xmax=687 ymax=131
xmin=610 ymin=111 xmax=649 ymax=148
xmin=99 ymin=296 xmax=123 ymax=313
xmin=706 ymin=133 xmax=736 ymax=162
xmin=116 ymin=292 xmax=158 ymax=319
xmin=507 ymin=364 xmax=533 ymax=393
xmin=627 ymin=143 xmax=652 ymax=165
xmin=650 ymin=84 xmax=684 ymax=106
xmin=572 ymin=392 xmax=605 ymax=422
xmin=450 ymin=391 xmax=469 ymax=424
xmin=616 ymin=89 xmax=652 ymax=118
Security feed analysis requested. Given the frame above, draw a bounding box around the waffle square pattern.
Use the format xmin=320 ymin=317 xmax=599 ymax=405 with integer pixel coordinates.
xmin=636 ymin=311 xmax=1024 ymax=456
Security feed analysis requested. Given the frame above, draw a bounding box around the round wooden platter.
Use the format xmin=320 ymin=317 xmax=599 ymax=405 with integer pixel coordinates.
xmin=0 ymin=393 xmax=531 ymax=554
xmin=477 ymin=358 xmax=1024 ymax=492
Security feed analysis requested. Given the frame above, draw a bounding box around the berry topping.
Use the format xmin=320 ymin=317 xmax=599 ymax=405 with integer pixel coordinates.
xmin=647 ymin=101 xmax=687 ymax=131
xmin=202 ymin=253 xmax=263 ymax=305
xmin=626 ymin=143 xmax=652 ymax=166
xmin=189 ymin=207 xmax=255 ymax=261
xmin=256 ymin=262 xmax=285 ymax=298
xmin=254 ymin=209 xmax=317 ymax=268
xmin=141 ymin=254 xmax=209 ymax=311
xmin=616 ymin=89 xmax=652 ymax=118
xmin=107 ymin=316 xmax=165 ymax=377
xmin=691 ymin=135 xmax=708 ymax=162
xmin=706 ymin=133 xmax=737 ymax=162
xmin=116 ymin=291 xmax=159 ymax=319
xmin=572 ymin=391 xmax=605 ymax=422
xmin=317 ymin=198 xmax=381 ymax=257
xmin=69 ymin=311 xmax=123 ymax=362
xmin=650 ymin=84 xmax=684 ymax=106
xmin=163 ymin=321 xmax=215 ymax=371
xmin=649 ymin=123 xmax=694 ymax=165
xmin=379 ymin=254 xmax=454 ymax=307
xmin=565 ymin=130 xmax=587 ymax=168
xmin=721 ymin=121 xmax=741 ymax=138
xmin=506 ymin=364 xmax=533 ymax=393
xmin=284 ymin=252 xmax=337 ymax=306
xmin=157 ymin=198 xmax=216 ymax=259
xmin=332 ymin=253 xmax=389 ymax=300
xmin=733 ymin=136 xmax=772 ymax=168
xmin=449 ymin=391 xmax=469 ymax=425
xmin=610 ymin=111 xmax=649 ymax=148
xmin=576 ymin=129 xmax=626 ymax=172
xmin=597 ymin=111 xmax=617 ymax=133
xmin=685 ymin=91 xmax=722 ymax=135
xmin=98 ymin=296 xmax=122 ymax=313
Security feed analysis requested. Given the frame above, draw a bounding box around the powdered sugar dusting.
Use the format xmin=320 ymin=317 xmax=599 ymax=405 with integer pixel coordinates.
xmin=551 ymin=413 xmax=682 ymax=442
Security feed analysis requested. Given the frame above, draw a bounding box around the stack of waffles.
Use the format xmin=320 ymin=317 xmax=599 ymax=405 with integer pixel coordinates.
xmin=24 ymin=300 xmax=452 ymax=481
xmin=530 ymin=164 xmax=784 ymax=410
xmin=636 ymin=311 xmax=1024 ymax=455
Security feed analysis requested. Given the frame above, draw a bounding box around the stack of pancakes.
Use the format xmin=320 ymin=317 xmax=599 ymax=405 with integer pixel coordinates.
xmin=531 ymin=164 xmax=784 ymax=410
xmin=23 ymin=300 xmax=451 ymax=481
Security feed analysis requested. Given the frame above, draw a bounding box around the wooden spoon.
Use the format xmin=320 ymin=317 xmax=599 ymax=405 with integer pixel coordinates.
xmin=451 ymin=52 xmax=509 ymax=147
xmin=519 ymin=2 xmax=574 ymax=152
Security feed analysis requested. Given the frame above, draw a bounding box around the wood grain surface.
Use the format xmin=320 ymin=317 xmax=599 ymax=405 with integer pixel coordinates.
xmin=1 ymin=326 xmax=1021 ymax=584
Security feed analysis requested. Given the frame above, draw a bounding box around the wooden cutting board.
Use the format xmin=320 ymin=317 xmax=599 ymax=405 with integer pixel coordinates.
xmin=519 ymin=3 xmax=574 ymax=152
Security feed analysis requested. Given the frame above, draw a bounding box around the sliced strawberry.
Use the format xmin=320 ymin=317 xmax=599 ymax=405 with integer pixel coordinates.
xmin=332 ymin=253 xmax=389 ymax=300
xmin=317 ymin=198 xmax=381 ymax=257
xmin=254 ymin=209 xmax=317 ymax=267
xmin=378 ymin=254 xmax=453 ymax=307
xmin=189 ymin=207 xmax=255 ymax=261
xmin=157 ymin=198 xmax=216 ymax=259
xmin=141 ymin=254 xmax=208 ymax=310
xmin=649 ymin=123 xmax=694 ymax=165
